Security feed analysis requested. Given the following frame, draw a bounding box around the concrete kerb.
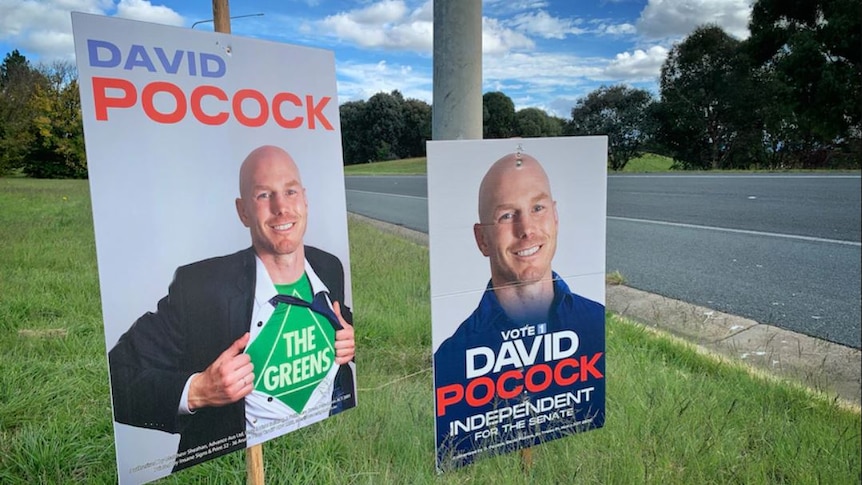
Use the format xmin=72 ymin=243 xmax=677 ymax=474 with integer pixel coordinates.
xmin=349 ymin=213 xmax=862 ymax=409
xmin=607 ymin=285 xmax=861 ymax=408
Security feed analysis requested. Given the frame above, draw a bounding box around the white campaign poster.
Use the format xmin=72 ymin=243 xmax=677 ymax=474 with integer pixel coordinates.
xmin=72 ymin=13 xmax=354 ymax=484
xmin=427 ymin=137 xmax=607 ymax=470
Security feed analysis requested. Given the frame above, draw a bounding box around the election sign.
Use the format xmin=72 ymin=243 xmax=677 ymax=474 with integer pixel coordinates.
xmin=72 ymin=13 xmax=355 ymax=484
xmin=427 ymin=137 xmax=607 ymax=471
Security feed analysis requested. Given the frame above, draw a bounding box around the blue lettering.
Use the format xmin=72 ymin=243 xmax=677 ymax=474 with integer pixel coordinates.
xmin=85 ymin=41 xmax=225 ymax=77
xmin=124 ymin=44 xmax=156 ymax=72
xmin=187 ymin=51 xmax=197 ymax=76
xmin=200 ymin=53 xmax=225 ymax=78
xmin=88 ymin=39 xmax=120 ymax=68
xmin=154 ymin=47 xmax=184 ymax=74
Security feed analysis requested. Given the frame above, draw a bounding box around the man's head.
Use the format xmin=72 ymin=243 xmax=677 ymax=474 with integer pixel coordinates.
xmin=235 ymin=145 xmax=308 ymax=260
xmin=473 ymin=153 xmax=558 ymax=289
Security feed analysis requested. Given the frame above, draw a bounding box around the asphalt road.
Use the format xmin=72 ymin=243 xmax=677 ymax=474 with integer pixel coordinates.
xmin=345 ymin=173 xmax=861 ymax=349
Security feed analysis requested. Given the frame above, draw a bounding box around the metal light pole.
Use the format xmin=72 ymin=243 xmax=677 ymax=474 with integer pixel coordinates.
xmin=432 ymin=0 xmax=482 ymax=141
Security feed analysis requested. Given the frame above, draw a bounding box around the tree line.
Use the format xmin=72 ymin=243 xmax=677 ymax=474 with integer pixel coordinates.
xmin=342 ymin=0 xmax=859 ymax=171
xmin=1 ymin=0 xmax=858 ymax=178
xmin=0 ymin=50 xmax=86 ymax=178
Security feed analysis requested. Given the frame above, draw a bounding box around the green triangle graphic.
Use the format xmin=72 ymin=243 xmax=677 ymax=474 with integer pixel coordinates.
xmin=246 ymin=292 xmax=336 ymax=413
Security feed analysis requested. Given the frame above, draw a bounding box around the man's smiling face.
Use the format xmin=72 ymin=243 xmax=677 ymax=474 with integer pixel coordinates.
xmin=474 ymin=154 xmax=558 ymax=288
xmin=236 ymin=146 xmax=308 ymax=259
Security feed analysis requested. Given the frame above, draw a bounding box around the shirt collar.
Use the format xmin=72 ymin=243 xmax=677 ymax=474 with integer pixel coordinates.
xmin=477 ymin=271 xmax=569 ymax=328
xmin=253 ymin=252 xmax=330 ymax=308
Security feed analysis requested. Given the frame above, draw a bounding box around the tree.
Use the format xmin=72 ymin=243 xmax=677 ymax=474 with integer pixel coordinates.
xmin=21 ymin=62 xmax=86 ymax=178
xmin=340 ymin=91 xmax=430 ymax=164
xmin=399 ymin=98 xmax=431 ymax=159
xmin=482 ymin=91 xmax=515 ymax=138
xmin=746 ymin=0 xmax=861 ymax=167
xmin=515 ymin=107 xmax=562 ymax=138
xmin=656 ymin=25 xmax=752 ymax=169
xmin=363 ymin=90 xmax=405 ymax=161
xmin=0 ymin=50 xmax=47 ymax=174
xmin=339 ymin=100 xmax=369 ymax=165
xmin=565 ymin=85 xmax=655 ymax=171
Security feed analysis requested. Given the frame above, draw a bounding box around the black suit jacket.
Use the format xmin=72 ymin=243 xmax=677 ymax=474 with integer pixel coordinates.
xmin=108 ymin=246 xmax=354 ymax=471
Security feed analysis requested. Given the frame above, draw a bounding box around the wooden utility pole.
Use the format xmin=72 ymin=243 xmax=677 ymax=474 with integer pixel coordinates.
xmin=212 ymin=0 xmax=231 ymax=34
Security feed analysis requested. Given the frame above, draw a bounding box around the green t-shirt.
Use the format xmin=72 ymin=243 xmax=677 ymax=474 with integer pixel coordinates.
xmin=274 ymin=273 xmax=313 ymax=303
xmin=246 ymin=272 xmax=336 ymax=413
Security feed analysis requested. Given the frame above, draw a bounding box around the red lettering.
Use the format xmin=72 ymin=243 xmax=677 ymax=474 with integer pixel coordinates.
xmin=435 ymin=352 xmax=604 ymax=415
xmin=233 ymin=89 xmax=268 ymax=127
xmin=273 ymin=92 xmax=303 ymax=129
xmin=580 ymin=352 xmax=604 ymax=380
xmin=306 ymin=95 xmax=333 ymax=130
xmin=497 ymin=370 xmax=523 ymax=399
xmin=142 ymin=81 xmax=186 ymax=124
xmin=554 ymin=358 xmax=579 ymax=386
xmin=89 ymin=77 xmax=336 ymax=130
xmin=436 ymin=385 xmax=463 ymax=417
xmin=92 ymin=77 xmax=136 ymax=121
xmin=465 ymin=377 xmax=494 ymax=408
xmin=525 ymin=364 xmax=552 ymax=392
xmin=191 ymin=85 xmax=228 ymax=125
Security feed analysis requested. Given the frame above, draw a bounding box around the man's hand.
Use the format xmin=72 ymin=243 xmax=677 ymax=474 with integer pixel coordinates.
xmin=333 ymin=301 xmax=355 ymax=365
xmin=188 ymin=333 xmax=254 ymax=411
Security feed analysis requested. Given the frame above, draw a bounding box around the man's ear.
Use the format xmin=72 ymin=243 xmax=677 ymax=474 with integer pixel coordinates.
xmin=235 ymin=198 xmax=250 ymax=227
xmin=474 ymin=223 xmax=490 ymax=257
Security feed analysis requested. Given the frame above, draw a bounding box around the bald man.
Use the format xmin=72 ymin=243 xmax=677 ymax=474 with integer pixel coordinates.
xmin=109 ymin=145 xmax=356 ymax=471
xmin=433 ymin=152 xmax=605 ymax=469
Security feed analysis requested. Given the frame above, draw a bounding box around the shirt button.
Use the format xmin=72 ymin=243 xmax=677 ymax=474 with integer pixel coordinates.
xmin=257 ymin=321 xmax=263 ymax=327
xmin=267 ymin=397 xmax=273 ymax=402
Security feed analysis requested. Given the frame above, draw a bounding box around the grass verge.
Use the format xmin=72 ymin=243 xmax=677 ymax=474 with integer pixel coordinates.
xmin=343 ymin=153 xmax=675 ymax=175
xmin=621 ymin=153 xmax=675 ymax=172
xmin=343 ymin=157 xmax=427 ymax=175
xmin=0 ymin=178 xmax=859 ymax=483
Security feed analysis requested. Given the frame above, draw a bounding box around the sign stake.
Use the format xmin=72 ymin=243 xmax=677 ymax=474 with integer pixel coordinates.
xmin=210 ymin=2 xmax=263 ymax=482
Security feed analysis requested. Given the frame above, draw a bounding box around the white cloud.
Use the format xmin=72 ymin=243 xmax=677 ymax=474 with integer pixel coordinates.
xmin=115 ymin=0 xmax=183 ymax=26
xmin=508 ymin=10 xmax=586 ymax=39
xmin=317 ymin=0 xmax=432 ymax=51
xmin=316 ymin=0 xmax=541 ymax=55
xmin=0 ymin=0 xmax=109 ymax=38
xmin=637 ymin=0 xmax=752 ymax=40
xmin=480 ymin=42 xmax=669 ymax=117
xmin=483 ymin=0 xmax=550 ymax=16
xmin=600 ymin=22 xmax=637 ymax=36
xmin=24 ymin=30 xmax=76 ymax=61
xmin=337 ymin=59 xmax=431 ymax=103
xmin=411 ymin=1 xmax=432 ymax=22
xmin=350 ymin=0 xmax=408 ymax=23
xmin=548 ymin=97 xmax=578 ymax=118
xmin=0 ymin=0 xmax=184 ymax=62
xmin=484 ymin=51 xmax=605 ymax=90
xmin=483 ymin=17 xmax=534 ymax=55
xmin=602 ymin=45 xmax=669 ymax=81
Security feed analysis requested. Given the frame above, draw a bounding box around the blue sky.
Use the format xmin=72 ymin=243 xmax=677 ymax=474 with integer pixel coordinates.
xmin=0 ymin=0 xmax=753 ymax=117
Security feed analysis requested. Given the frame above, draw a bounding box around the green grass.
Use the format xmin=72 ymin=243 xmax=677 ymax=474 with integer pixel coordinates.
xmin=1 ymin=178 xmax=859 ymax=483
xmin=622 ymin=153 xmax=676 ymax=172
xmin=344 ymin=151 xmax=860 ymax=175
xmin=343 ymin=157 xmax=427 ymax=175
xmin=342 ymin=153 xmax=676 ymax=175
